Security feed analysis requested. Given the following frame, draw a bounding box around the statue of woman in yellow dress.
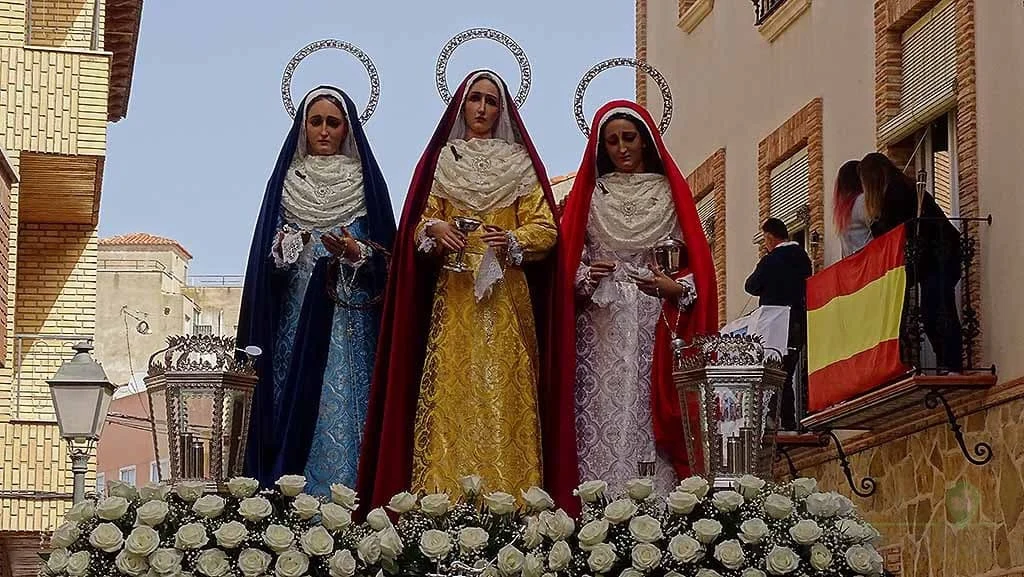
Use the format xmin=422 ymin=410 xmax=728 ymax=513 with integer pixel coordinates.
xmin=359 ymin=70 xmax=578 ymax=510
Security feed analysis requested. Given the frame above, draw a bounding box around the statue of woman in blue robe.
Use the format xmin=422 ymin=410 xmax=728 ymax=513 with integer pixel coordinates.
xmin=237 ymin=86 xmax=395 ymax=494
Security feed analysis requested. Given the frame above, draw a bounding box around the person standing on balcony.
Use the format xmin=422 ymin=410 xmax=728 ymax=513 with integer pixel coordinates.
xmin=238 ymin=87 xmax=396 ymax=495
xmin=744 ymin=218 xmax=813 ymax=430
xmin=833 ymin=160 xmax=873 ymax=257
xmin=859 ymin=152 xmax=962 ymax=373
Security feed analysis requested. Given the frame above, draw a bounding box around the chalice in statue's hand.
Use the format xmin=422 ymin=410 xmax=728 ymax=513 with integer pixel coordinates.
xmin=443 ymin=216 xmax=483 ymax=272
xmin=652 ymin=236 xmax=687 ymax=275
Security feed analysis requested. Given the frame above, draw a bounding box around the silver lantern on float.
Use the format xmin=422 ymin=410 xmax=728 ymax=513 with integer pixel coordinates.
xmin=145 ymin=334 xmax=259 ymax=491
xmin=673 ymin=334 xmax=787 ymax=487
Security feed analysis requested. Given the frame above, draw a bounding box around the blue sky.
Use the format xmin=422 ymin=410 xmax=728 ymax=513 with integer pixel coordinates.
xmin=99 ymin=1 xmax=636 ymax=275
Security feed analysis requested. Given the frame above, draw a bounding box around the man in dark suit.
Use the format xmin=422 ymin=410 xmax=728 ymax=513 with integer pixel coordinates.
xmin=745 ymin=218 xmax=813 ymax=430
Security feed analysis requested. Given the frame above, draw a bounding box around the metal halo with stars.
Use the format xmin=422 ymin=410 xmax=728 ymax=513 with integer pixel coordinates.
xmin=574 ymin=58 xmax=673 ymax=137
xmin=435 ymin=28 xmax=532 ymax=108
xmin=281 ymin=39 xmax=380 ymax=124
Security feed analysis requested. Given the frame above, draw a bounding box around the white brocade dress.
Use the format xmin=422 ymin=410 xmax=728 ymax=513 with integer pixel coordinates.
xmin=573 ymin=173 xmax=695 ymax=498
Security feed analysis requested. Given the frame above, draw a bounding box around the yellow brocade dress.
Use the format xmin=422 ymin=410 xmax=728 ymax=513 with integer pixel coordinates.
xmin=411 ymin=186 xmax=557 ymax=496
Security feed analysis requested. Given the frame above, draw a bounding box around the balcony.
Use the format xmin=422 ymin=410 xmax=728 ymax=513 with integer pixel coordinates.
xmin=752 ymin=0 xmax=788 ymax=25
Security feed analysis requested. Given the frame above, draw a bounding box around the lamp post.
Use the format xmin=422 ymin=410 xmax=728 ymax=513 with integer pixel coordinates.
xmin=47 ymin=341 xmax=115 ymax=503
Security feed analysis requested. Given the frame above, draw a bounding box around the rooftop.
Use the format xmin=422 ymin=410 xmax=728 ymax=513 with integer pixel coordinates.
xmin=100 ymin=232 xmax=193 ymax=259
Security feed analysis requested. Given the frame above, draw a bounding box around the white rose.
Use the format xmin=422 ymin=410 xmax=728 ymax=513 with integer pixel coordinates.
xmin=125 ymin=526 xmax=160 ymax=556
xmin=138 ymin=483 xmax=171 ymax=503
xmin=523 ymin=554 xmax=544 ymax=577
xmin=239 ymin=496 xmax=274 ymax=522
xmin=301 ymin=526 xmax=335 ymax=557
xmin=107 ymin=480 xmax=138 ymax=500
xmin=697 ymin=570 xmax=723 ymax=577
xmin=136 ymin=500 xmax=169 ymax=527
xmin=743 ymin=570 xmax=767 ymax=577
xmin=213 ymin=521 xmax=248 ymax=549
xmin=358 ymin=533 xmax=382 ymax=564
xmin=521 ymin=487 xmax=555 ymax=512
xmin=288 ymin=493 xmax=320 ymax=521
xmin=666 ymin=491 xmax=700 ymax=515
xmin=540 ymin=509 xmax=575 ymax=541
xmin=548 ymin=541 xmax=572 ymax=571
xmin=735 ymin=475 xmax=767 ymax=499
xmin=114 ymin=551 xmax=147 ymax=577
xmin=692 ymin=518 xmax=723 ymax=545
xmin=604 ymin=498 xmax=639 ymax=524
xmin=46 ymin=549 xmax=70 ymax=574
xmin=274 ymin=549 xmax=309 ymax=577
xmin=626 ymin=478 xmax=655 ymax=501
xmin=147 ymin=548 xmax=183 ymax=576
xmin=484 ymin=492 xmax=517 ymax=515
xmin=330 ymin=484 xmax=358 ymax=510
xmin=66 ymin=551 xmax=90 ymax=577
xmin=844 ymin=545 xmax=881 ymax=576
xmin=790 ymin=519 xmax=823 ymax=545
xmin=321 ymin=502 xmax=353 ymax=532
xmin=810 ymin=543 xmax=833 ymax=570
xmin=739 ymin=518 xmax=770 ymax=544
xmin=89 ymin=522 xmax=124 ymax=553
xmin=835 ymin=494 xmax=855 ymax=516
xmin=238 ymin=549 xmax=272 ymax=577
xmin=522 ymin=516 xmax=543 ymax=549
xmin=366 ymin=507 xmax=390 ymax=531
xmin=193 ymin=494 xmax=227 ymax=519
xmin=836 ymin=519 xmax=864 ymax=542
xmin=763 ymin=494 xmax=794 ymax=519
xmin=666 ymin=573 xmax=686 ymax=577
xmin=263 ymin=524 xmax=295 ymax=553
xmin=574 ymin=480 xmax=608 ymax=503
xmin=175 ymin=481 xmax=206 ymax=503
xmin=276 ymin=475 xmax=307 ymax=497
xmin=587 ymin=543 xmax=616 ymax=574
xmin=419 ymin=529 xmax=451 ymax=560
xmin=378 ymin=527 xmax=404 ymax=561
xmin=65 ymin=501 xmax=95 ymax=523
xmin=50 ymin=521 xmax=81 ymax=549
xmin=578 ymin=519 xmax=609 ymax=549
xmin=227 ymin=477 xmax=260 ymax=498
xmin=498 ymin=545 xmax=525 ymax=575
xmin=668 ymin=535 xmax=703 ymax=563
xmin=97 ymin=496 xmax=130 ymax=521
xmin=459 ymin=475 xmax=484 ymax=497
xmin=766 ymin=546 xmax=800 ymax=575
xmin=175 ymin=522 xmax=209 ymax=550
xmin=677 ymin=476 xmax=710 ymax=499
xmin=861 ymin=523 xmax=882 ymax=545
xmin=387 ymin=492 xmax=417 ymax=514
xmin=713 ymin=540 xmax=745 ymax=570
xmin=806 ymin=493 xmax=841 ymax=518
xmin=196 ymin=549 xmax=230 ymax=577
xmin=628 ymin=515 xmax=663 ymax=544
xmin=631 ymin=543 xmax=662 ymax=571
xmin=622 ymin=569 xmax=643 ymax=577
xmin=458 ymin=527 xmax=489 ymax=552
xmin=328 ymin=550 xmax=356 ymax=577
xmin=712 ymin=490 xmax=744 ymax=513
xmin=419 ymin=493 xmax=450 ymax=517
xmin=791 ymin=477 xmax=818 ymax=499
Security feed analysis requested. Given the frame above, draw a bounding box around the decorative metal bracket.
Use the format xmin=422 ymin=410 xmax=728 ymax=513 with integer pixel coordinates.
xmin=823 ymin=431 xmax=877 ymax=498
xmin=923 ymin=390 xmax=993 ymax=466
xmin=775 ymin=446 xmax=799 ymax=478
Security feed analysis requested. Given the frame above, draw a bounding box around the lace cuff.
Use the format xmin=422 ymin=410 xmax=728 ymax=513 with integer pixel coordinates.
xmin=271 ymin=226 xmax=305 ymax=269
xmin=417 ymin=219 xmax=441 ymax=254
xmin=575 ymin=265 xmax=597 ymax=296
xmin=676 ymin=273 xmax=697 ymax=309
xmin=505 ymin=231 xmax=524 ymax=266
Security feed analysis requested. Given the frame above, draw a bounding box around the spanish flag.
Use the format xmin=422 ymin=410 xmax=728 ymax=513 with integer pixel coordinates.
xmin=807 ymin=225 xmax=910 ymax=411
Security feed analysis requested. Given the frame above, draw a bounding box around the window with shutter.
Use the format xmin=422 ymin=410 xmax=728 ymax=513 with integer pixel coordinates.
xmin=768 ymin=147 xmax=810 ymax=232
xmin=878 ymin=0 xmax=956 ymax=144
xmin=696 ymin=193 xmax=716 ymax=242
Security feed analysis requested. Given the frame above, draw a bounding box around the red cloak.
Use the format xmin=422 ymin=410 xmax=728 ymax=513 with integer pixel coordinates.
xmin=551 ymin=100 xmax=719 ymax=479
xmin=357 ymin=71 xmax=578 ymax=514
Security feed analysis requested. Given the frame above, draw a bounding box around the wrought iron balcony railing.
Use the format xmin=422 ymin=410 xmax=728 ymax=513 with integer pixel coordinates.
xmin=752 ymin=0 xmax=788 ymax=25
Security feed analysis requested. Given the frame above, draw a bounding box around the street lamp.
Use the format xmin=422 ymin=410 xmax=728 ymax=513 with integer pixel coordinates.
xmin=47 ymin=341 xmax=115 ymax=503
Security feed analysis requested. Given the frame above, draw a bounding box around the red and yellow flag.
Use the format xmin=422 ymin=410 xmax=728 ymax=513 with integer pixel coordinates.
xmin=807 ymin=225 xmax=910 ymax=412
